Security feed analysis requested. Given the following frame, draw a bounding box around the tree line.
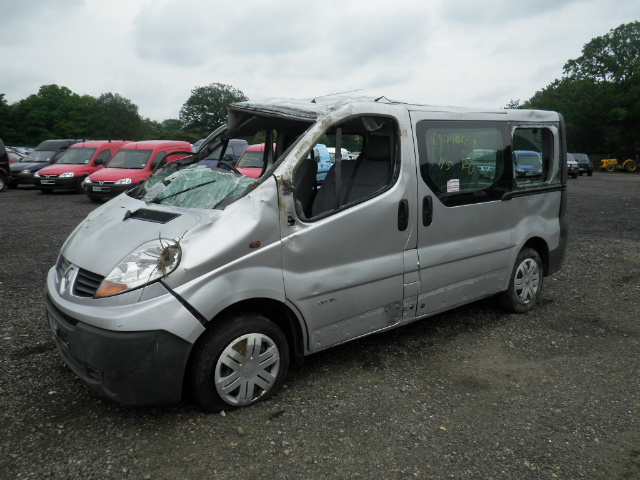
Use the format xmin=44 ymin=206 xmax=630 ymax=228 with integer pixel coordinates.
xmin=511 ymin=21 xmax=640 ymax=158
xmin=0 ymin=83 xmax=247 ymax=147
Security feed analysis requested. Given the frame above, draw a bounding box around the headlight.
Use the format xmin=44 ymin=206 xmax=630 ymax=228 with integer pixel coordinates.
xmin=21 ymin=169 xmax=31 ymax=174
xmin=59 ymin=172 xmax=75 ymax=178
xmin=34 ymin=172 xmax=41 ymax=177
xmin=115 ymin=178 xmax=132 ymax=185
xmin=82 ymin=176 xmax=91 ymax=184
xmin=95 ymin=239 xmax=182 ymax=297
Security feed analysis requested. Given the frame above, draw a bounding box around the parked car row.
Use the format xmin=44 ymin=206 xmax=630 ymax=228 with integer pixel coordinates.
xmin=2 ymin=137 xmax=194 ymax=200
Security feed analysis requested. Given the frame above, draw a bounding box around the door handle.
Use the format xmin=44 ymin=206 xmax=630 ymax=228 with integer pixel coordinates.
xmin=398 ymin=199 xmax=409 ymax=231
xmin=422 ymin=195 xmax=433 ymax=226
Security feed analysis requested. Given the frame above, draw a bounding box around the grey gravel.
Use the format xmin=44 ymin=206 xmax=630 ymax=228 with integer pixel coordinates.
xmin=1 ymin=173 xmax=639 ymax=479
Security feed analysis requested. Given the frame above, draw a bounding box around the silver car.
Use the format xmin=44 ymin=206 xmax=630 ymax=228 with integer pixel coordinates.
xmin=45 ymin=96 xmax=569 ymax=411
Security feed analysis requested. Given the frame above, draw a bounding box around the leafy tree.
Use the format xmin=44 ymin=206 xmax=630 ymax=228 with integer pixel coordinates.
xmin=93 ymin=93 xmax=145 ymax=140
xmin=179 ymin=83 xmax=248 ymax=137
xmin=563 ymin=21 xmax=640 ymax=84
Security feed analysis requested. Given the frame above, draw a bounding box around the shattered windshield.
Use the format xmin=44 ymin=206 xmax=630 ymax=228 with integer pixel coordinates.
xmin=141 ymin=164 xmax=257 ymax=209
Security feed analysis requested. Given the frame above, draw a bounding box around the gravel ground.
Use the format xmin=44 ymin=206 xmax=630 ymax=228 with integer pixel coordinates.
xmin=1 ymin=173 xmax=639 ymax=480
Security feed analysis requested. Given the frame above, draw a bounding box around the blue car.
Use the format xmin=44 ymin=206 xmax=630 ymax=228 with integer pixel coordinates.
xmin=314 ymin=144 xmax=332 ymax=182
xmin=514 ymin=150 xmax=543 ymax=178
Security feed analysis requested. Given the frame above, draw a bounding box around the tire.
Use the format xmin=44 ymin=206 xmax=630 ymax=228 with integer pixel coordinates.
xmin=0 ymin=173 xmax=6 ymax=192
xmin=605 ymin=164 xmax=616 ymax=172
xmin=498 ymin=247 xmax=543 ymax=313
xmin=88 ymin=196 xmax=102 ymax=203
xmin=624 ymin=162 xmax=638 ymax=173
xmin=187 ymin=315 xmax=290 ymax=412
xmin=571 ymin=172 xmax=578 ymax=179
xmin=40 ymin=188 xmax=52 ymax=194
xmin=76 ymin=177 xmax=87 ymax=193
xmin=587 ymin=171 xmax=593 ymax=177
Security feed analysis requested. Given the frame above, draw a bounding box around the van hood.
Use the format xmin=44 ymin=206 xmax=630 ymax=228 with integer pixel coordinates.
xmin=10 ymin=161 xmax=50 ymax=173
xmin=90 ymin=168 xmax=150 ymax=182
xmin=38 ymin=164 xmax=96 ymax=175
xmin=61 ymin=194 xmax=221 ymax=276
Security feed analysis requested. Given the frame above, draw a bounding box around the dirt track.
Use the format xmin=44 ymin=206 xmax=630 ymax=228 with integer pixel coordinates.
xmin=1 ymin=173 xmax=639 ymax=479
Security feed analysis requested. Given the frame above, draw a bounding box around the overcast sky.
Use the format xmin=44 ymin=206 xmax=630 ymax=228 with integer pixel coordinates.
xmin=1 ymin=0 xmax=638 ymax=122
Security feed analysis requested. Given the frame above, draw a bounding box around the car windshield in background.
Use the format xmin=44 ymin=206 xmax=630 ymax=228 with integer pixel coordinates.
xmin=518 ymin=154 xmax=541 ymax=167
xmin=141 ymin=163 xmax=257 ymax=209
xmin=21 ymin=150 xmax=57 ymax=162
xmin=236 ymin=151 xmax=263 ymax=168
xmin=107 ymin=149 xmax=152 ymax=169
xmin=56 ymin=148 xmax=98 ymax=165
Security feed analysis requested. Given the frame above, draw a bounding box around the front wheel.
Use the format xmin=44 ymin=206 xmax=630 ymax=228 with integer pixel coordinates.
xmin=187 ymin=315 xmax=290 ymax=412
xmin=498 ymin=247 xmax=543 ymax=313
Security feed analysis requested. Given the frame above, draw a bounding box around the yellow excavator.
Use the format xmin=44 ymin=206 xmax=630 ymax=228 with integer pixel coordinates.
xmin=600 ymin=157 xmax=639 ymax=172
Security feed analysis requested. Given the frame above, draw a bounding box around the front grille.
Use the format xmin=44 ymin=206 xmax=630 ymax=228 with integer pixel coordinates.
xmin=73 ymin=268 xmax=104 ymax=297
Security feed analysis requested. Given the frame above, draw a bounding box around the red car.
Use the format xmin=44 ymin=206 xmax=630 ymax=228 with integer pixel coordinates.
xmin=82 ymin=140 xmax=193 ymax=202
xmin=236 ymin=143 xmax=275 ymax=178
xmin=34 ymin=140 xmax=131 ymax=193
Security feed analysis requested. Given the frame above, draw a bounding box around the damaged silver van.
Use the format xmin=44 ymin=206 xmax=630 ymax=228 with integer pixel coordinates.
xmin=45 ymin=95 xmax=568 ymax=412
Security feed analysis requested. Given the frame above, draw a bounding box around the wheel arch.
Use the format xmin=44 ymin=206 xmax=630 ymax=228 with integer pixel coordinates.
xmin=522 ymin=237 xmax=549 ymax=276
xmin=192 ymin=297 xmax=306 ymax=367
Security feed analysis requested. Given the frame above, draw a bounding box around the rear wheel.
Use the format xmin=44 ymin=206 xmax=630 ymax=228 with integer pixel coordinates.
xmin=187 ymin=315 xmax=289 ymax=412
xmin=499 ymin=247 xmax=543 ymax=313
xmin=624 ymin=162 xmax=638 ymax=173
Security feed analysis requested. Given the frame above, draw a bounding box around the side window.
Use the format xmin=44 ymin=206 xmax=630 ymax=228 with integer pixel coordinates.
xmin=512 ymin=127 xmax=553 ymax=186
xmin=94 ymin=149 xmax=111 ymax=165
xmin=294 ymin=115 xmax=399 ymax=219
xmin=417 ymin=121 xmax=510 ymax=206
xmin=150 ymin=151 xmax=166 ymax=170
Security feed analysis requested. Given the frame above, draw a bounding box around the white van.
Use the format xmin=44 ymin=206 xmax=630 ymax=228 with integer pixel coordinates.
xmin=45 ymin=95 xmax=568 ymax=411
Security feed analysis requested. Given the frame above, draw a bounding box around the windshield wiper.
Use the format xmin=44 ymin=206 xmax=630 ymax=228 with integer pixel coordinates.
xmin=151 ymin=179 xmax=217 ymax=203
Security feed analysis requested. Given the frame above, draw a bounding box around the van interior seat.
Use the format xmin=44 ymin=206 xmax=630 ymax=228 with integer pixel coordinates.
xmin=293 ymin=157 xmax=318 ymax=218
xmin=311 ymin=136 xmax=392 ymax=217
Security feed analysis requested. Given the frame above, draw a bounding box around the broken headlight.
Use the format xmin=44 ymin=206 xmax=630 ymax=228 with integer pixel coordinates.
xmin=95 ymin=239 xmax=181 ymax=297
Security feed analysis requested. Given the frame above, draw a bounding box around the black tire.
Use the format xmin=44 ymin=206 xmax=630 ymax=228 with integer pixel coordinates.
xmin=76 ymin=177 xmax=87 ymax=193
xmin=498 ymin=247 xmax=543 ymax=313
xmin=187 ymin=314 xmax=289 ymax=413
xmin=587 ymin=171 xmax=593 ymax=177
xmin=0 ymin=173 xmax=6 ymax=192
xmin=7 ymin=178 xmax=18 ymax=188
xmin=88 ymin=196 xmax=102 ymax=203
xmin=40 ymin=188 xmax=52 ymax=194
xmin=571 ymin=172 xmax=578 ymax=178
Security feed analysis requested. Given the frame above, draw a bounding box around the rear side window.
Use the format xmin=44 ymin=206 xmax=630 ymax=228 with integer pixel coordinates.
xmin=512 ymin=127 xmax=554 ymax=186
xmin=416 ymin=121 xmax=511 ymax=206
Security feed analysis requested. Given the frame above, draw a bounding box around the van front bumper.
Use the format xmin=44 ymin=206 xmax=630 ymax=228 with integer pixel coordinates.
xmin=45 ymin=292 xmax=192 ymax=406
